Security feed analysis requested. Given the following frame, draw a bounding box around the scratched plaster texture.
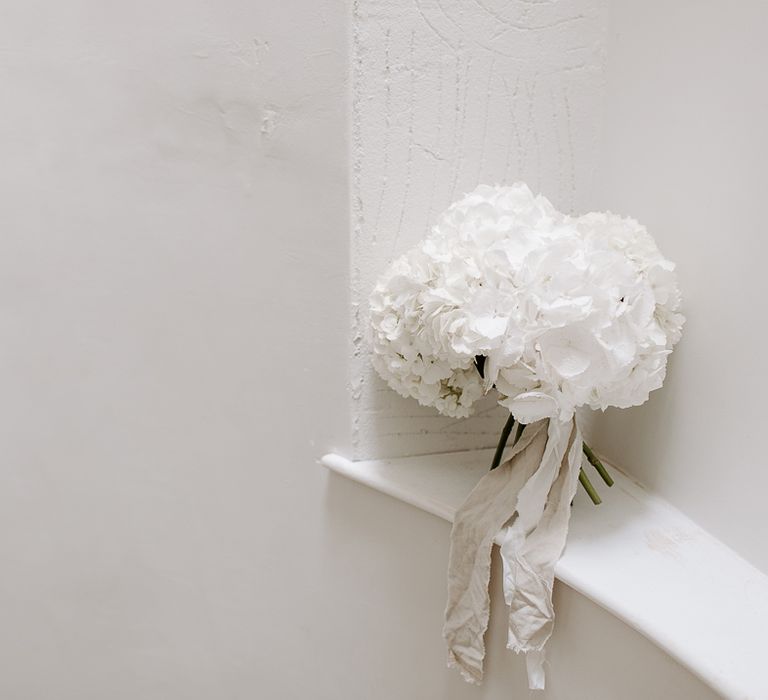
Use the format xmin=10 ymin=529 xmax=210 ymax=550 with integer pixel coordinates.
xmin=351 ymin=0 xmax=609 ymax=459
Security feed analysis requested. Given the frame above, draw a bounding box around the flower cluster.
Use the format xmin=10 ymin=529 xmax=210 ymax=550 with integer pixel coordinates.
xmin=370 ymin=184 xmax=684 ymax=422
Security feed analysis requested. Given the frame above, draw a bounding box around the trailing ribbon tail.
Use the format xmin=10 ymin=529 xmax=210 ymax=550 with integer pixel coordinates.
xmin=443 ymin=417 xmax=583 ymax=689
xmin=442 ymin=420 xmax=549 ymax=684
xmin=500 ymin=418 xmax=582 ymax=689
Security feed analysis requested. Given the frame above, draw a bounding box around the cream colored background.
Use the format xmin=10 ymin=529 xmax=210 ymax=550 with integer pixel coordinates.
xmin=0 ymin=0 xmax=756 ymax=697
xmin=591 ymin=0 xmax=768 ymax=574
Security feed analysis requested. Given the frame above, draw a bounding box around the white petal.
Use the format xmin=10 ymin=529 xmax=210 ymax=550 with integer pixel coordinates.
xmin=506 ymin=391 xmax=559 ymax=422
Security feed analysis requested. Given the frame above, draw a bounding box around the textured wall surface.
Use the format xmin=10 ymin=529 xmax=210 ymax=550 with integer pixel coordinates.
xmin=352 ymin=0 xmax=609 ymax=459
xmin=590 ymin=0 xmax=768 ymax=574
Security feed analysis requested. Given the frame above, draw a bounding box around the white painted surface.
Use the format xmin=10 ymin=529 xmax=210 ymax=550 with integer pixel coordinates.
xmin=351 ymin=0 xmax=610 ymax=460
xmin=322 ymin=449 xmax=768 ymax=699
xmin=0 ymin=1 xmax=351 ymax=698
xmin=350 ymin=2 xmax=768 ymax=693
xmin=589 ymin=0 xmax=768 ymax=575
xmin=0 ymin=0 xmax=742 ymax=698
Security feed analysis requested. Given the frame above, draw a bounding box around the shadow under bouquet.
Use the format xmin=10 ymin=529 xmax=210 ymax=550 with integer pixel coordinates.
xmin=369 ymin=184 xmax=684 ymax=689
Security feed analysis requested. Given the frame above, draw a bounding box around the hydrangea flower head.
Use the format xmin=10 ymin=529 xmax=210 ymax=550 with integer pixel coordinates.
xmin=370 ymin=184 xmax=684 ymax=422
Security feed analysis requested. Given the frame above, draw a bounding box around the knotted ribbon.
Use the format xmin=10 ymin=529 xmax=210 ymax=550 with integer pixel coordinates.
xmin=443 ymin=417 xmax=583 ymax=689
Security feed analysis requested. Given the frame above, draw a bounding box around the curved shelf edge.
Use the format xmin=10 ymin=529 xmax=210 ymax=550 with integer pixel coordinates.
xmin=320 ymin=449 xmax=768 ymax=700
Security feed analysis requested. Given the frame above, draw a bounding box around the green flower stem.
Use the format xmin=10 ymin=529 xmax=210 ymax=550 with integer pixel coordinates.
xmin=489 ymin=416 xmax=604 ymax=507
xmin=583 ymin=443 xmax=614 ymax=487
xmin=579 ymin=468 xmax=602 ymax=505
xmin=490 ymin=413 xmax=516 ymax=470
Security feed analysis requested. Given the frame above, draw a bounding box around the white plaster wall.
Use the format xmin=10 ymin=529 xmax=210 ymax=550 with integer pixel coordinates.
xmin=351 ymin=0 xmax=610 ymax=459
xmin=590 ymin=0 xmax=768 ymax=575
xmin=0 ymin=1 xmax=353 ymax=697
xmin=343 ymin=1 xmax=719 ymax=696
xmin=0 ymin=0 xmax=726 ymax=698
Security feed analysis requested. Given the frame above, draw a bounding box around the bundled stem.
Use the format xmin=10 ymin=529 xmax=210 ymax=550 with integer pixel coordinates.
xmin=578 ymin=469 xmax=602 ymax=505
xmin=489 ymin=414 xmax=609 ymax=506
xmin=490 ymin=413 xmax=516 ymax=470
xmin=478 ymin=358 xmax=611 ymax=505
xmin=583 ymin=443 xmax=613 ymax=487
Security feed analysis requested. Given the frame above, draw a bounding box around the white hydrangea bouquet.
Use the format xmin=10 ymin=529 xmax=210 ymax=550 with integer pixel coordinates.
xmin=370 ymin=184 xmax=684 ymax=689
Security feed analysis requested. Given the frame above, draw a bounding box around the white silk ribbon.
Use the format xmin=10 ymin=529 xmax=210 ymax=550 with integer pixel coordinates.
xmin=500 ymin=417 xmax=582 ymax=688
xmin=443 ymin=417 xmax=582 ymax=690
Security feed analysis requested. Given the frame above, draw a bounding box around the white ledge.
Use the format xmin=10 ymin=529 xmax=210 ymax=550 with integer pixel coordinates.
xmin=321 ymin=449 xmax=768 ymax=700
